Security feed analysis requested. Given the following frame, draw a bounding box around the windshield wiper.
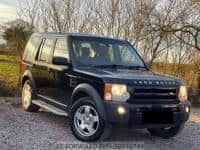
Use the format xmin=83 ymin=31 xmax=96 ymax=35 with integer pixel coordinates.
xmin=125 ymin=65 xmax=146 ymax=69
xmin=77 ymin=63 xmax=147 ymax=70
xmin=94 ymin=64 xmax=127 ymax=68
xmin=94 ymin=64 xmax=146 ymax=70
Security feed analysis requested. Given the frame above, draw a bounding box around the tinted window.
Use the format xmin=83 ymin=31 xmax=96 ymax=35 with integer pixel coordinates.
xmin=23 ymin=36 xmax=41 ymax=60
xmin=72 ymin=40 xmax=115 ymax=65
xmin=38 ymin=39 xmax=54 ymax=62
xmin=72 ymin=38 xmax=144 ymax=67
xmin=53 ymin=38 xmax=69 ymax=65
xmin=118 ymin=45 xmax=139 ymax=65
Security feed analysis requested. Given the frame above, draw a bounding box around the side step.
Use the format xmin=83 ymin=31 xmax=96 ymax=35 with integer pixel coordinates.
xmin=32 ymin=100 xmax=68 ymax=117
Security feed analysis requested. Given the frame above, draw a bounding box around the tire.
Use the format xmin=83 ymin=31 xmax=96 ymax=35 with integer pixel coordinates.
xmin=22 ymin=80 xmax=40 ymax=112
xmin=147 ymin=124 xmax=184 ymax=139
xmin=69 ymin=97 xmax=108 ymax=141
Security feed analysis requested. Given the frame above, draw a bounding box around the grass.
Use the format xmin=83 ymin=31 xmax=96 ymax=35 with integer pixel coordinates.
xmin=0 ymin=54 xmax=20 ymax=96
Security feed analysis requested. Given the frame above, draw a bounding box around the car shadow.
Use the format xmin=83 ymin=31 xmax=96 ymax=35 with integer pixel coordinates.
xmin=35 ymin=110 xmax=161 ymax=142
xmin=107 ymin=128 xmax=152 ymax=141
xmin=11 ymin=103 xmax=183 ymax=143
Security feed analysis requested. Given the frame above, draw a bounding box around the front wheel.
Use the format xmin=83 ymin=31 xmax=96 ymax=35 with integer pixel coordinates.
xmin=147 ymin=124 xmax=184 ymax=139
xmin=69 ymin=97 xmax=108 ymax=141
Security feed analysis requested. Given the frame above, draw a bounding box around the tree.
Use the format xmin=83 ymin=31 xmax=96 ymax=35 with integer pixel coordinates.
xmin=18 ymin=0 xmax=199 ymax=76
xmin=2 ymin=19 xmax=33 ymax=56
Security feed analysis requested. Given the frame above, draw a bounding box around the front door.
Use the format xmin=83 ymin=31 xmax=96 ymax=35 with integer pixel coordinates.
xmin=49 ymin=37 xmax=72 ymax=105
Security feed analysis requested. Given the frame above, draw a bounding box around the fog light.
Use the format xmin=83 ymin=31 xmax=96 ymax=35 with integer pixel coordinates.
xmin=185 ymin=106 xmax=189 ymax=113
xmin=117 ymin=106 xmax=126 ymax=115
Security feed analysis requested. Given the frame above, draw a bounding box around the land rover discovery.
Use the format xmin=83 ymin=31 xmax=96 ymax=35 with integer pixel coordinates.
xmin=21 ymin=32 xmax=190 ymax=141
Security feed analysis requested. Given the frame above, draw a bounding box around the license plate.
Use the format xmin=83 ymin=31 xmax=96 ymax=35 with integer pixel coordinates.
xmin=142 ymin=111 xmax=174 ymax=124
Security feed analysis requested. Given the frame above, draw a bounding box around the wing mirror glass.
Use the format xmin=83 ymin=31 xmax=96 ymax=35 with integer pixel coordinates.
xmin=53 ymin=57 xmax=69 ymax=66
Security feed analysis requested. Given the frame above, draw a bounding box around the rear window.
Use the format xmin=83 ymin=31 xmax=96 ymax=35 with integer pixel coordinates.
xmin=38 ymin=38 xmax=54 ymax=63
xmin=23 ymin=36 xmax=41 ymax=61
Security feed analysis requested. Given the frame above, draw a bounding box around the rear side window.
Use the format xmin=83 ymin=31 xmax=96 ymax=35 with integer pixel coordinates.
xmin=53 ymin=38 xmax=69 ymax=65
xmin=23 ymin=36 xmax=41 ymax=61
xmin=38 ymin=38 xmax=54 ymax=63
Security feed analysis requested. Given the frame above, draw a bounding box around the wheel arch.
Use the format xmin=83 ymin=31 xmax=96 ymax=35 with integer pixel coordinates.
xmin=21 ymin=70 xmax=37 ymax=94
xmin=71 ymin=83 xmax=107 ymax=121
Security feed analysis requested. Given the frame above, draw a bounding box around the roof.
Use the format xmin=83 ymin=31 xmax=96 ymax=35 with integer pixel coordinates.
xmin=31 ymin=32 xmax=126 ymax=42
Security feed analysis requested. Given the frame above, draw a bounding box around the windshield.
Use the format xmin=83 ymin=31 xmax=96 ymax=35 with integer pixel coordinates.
xmin=71 ymin=37 xmax=145 ymax=69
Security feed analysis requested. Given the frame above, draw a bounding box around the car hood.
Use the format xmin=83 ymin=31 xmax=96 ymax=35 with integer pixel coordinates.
xmin=74 ymin=67 xmax=183 ymax=86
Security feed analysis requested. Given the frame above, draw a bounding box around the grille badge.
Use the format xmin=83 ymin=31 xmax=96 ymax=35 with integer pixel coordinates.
xmin=133 ymin=80 xmax=176 ymax=85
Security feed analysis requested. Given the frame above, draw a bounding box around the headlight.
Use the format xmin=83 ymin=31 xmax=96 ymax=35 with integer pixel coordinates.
xmin=178 ymin=85 xmax=188 ymax=101
xmin=104 ymin=83 xmax=130 ymax=101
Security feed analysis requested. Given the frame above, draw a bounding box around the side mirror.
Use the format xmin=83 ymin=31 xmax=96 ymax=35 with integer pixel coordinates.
xmin=53 ymin=57 xmax=69 ymax=66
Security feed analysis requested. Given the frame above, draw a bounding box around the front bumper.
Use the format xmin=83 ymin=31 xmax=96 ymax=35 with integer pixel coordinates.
xmin=104 ymin=101 xmax=190 ymax=128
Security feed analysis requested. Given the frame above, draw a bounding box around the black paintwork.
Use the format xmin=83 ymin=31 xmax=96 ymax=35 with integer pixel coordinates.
xmin=21 ymin=32 xmax=190 ymax=127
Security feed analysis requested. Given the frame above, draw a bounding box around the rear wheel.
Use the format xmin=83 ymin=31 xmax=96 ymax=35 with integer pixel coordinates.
xmin=147 ymin=124 xmax=184 ymax=139
xmin=70 ymin=97 xmax=108 ymax=141
xmin=22 ymin=80 xmax=40 ymax=112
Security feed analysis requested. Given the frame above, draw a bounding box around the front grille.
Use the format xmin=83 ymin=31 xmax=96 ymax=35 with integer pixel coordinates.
xmin=128 ymin=86 xmax=178 ymax=103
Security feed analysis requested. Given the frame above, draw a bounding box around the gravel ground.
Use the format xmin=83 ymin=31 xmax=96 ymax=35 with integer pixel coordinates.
xmin=0 ymin=98 xmax=200 ymax=150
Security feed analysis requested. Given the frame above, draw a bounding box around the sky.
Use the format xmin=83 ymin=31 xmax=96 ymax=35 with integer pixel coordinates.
xmin=0 ymin=0 xmax=18 ymax=24
xmin=0 ymin=0 xmax=18 ymax=43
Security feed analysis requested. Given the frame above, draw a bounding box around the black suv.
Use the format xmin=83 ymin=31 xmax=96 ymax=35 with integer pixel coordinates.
xmin=21 ymin=32 xmax=190 ymax=141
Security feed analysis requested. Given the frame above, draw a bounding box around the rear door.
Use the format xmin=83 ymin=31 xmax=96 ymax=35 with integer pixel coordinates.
xmin=32 ymin=37 xmax=55 ymax=95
